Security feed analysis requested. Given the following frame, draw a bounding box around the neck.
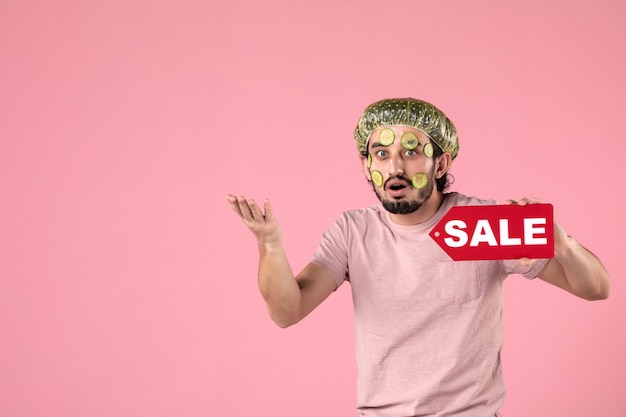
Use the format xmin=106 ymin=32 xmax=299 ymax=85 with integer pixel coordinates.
xmin=389 ymin=191 xmax=446 ymax=226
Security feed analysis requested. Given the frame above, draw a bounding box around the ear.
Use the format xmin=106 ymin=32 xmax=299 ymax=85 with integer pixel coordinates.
xmin=360 ymin=155 xmax=372 ymax=181
xmin=435 ymin=152 xmax=452 ymax=179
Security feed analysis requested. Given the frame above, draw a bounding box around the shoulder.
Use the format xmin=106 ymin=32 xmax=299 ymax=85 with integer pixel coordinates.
xmin=447 ymin=192 xmax=498 ymax=207
xmin=326 ymin=204 xmax=386 ymax=236
xmin=336 ymin=204 xmax=385 ymax=224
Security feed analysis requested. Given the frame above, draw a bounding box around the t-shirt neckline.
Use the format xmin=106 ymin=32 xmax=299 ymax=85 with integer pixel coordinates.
xmin=380 ymin=192 xmax=457 ymax=233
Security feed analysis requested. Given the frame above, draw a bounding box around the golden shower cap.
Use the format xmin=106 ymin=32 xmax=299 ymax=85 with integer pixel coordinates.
xmin=354 ymin=98 xmax=460 ymax=159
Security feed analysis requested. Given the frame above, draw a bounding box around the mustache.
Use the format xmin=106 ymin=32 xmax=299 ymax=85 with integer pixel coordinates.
xmin=383 ymin=175 xmax=411 ymax=189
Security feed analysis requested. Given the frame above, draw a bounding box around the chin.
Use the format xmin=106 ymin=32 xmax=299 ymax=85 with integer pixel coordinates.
xmin=382 ymin=199 xmax=421 ymax=215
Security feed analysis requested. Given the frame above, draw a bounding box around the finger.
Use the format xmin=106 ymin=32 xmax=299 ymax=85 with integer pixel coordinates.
xmin=236 ymin=196 xmax=254 ymax=220
xmin=226 ymin=194 xmax=244 ymax=217
xmin=519 ymin=257 xmax=538 ymax=266
xmin=526 ymin=197 xmax=541 ymax=204
xmin=264 ymin=199 xmax=275 ymax=222
xmin=519 ymin=197 xmax=542 ymax=205
xmin=248 ymin=199 xmax=265 ymax=221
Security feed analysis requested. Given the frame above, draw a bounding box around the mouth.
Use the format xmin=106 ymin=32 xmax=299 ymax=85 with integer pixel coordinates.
xmin=385 ymin=179 xmax=409 ymax=198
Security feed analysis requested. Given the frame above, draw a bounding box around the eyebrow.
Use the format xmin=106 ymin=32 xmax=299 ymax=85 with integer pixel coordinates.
xmin=370 ymin=141 xmax=387 ymax=149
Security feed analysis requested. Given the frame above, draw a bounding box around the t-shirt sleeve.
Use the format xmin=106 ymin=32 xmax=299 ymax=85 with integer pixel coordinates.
xmin=500 ymin=257 xmax=551 ymax=279
xmin=311 ymin=215 xmax=350 ymax=288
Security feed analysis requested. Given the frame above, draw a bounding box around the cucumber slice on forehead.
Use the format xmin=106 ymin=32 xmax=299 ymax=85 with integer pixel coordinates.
xmin=371 ymin=170 xmax=383 ymax=187
xmin=401 ymin=132 xmax=419 ymax=150
xmin=411 ymin=172 xmax=428 ymax=189
xmin=378 ymin=128 xmax=395 ymax=146
xmin=423 ymin=143 xmax=434 ymax=158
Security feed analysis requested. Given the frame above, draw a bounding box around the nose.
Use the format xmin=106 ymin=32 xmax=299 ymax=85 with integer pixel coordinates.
xmin=389 ymin=155 xmax=404 ymax=176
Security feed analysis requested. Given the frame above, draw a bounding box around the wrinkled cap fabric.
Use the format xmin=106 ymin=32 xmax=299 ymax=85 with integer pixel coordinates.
xmin=354 ymin=98 xmax=460 ymax=159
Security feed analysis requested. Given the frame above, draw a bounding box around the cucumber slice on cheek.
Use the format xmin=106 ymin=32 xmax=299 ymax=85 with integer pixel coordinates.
xmin=378 ymin=128 xmax=395 ymax=146
xmin=411 ymin=172 xmax=428 ymax=189
xmin=371 ymin=170 xmax=383 ymax=187
xmin=367 ymin=153 xmax=372 ymax=168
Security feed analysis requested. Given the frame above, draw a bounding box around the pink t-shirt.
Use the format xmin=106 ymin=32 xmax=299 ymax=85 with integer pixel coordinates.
xmin=312 ymin=192 xmax=549 ymax=417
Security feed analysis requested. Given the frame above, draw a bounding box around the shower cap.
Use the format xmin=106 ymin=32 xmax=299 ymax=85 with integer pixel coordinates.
xmin=354 ymin=98 xmax=460 ymax=159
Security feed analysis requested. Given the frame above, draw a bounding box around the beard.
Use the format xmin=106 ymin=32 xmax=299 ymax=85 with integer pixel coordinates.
xmin=382 ymin=198 xmax=423 ymax=214
xmin=372 ymin=168 xmax=436 ymax=215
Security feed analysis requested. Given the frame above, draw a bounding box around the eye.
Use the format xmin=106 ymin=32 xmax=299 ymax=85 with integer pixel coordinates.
xmin=404 ymin=149 xmax=418 ymax=157
xmin=375 ymin=150 xmax=388 ymax=158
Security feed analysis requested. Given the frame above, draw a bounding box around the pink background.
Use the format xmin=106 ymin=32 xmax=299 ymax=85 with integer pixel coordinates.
xmin=1 ymin=0 xmax=625 ymax=416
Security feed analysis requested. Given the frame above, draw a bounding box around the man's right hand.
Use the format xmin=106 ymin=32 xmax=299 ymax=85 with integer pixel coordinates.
xmin=226 ymin=194 xmax=282 ymax=248
xmin=225 ymin=194 xmax=337 ymax=327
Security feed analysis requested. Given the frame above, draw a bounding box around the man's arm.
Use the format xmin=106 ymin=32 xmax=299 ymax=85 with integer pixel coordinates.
xmin=510 ymin=198 xmax=611 ymax=301
xmin=536 ymin=222 xmax=611 ymax=301
xmin=227 ymin=195 xmax=337 ymax=327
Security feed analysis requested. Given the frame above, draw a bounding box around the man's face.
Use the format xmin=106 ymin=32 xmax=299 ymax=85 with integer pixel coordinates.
xmin=362 ymin=126 xmax=439 ymax=215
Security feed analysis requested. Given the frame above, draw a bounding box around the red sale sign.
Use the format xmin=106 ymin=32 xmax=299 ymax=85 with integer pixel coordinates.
xmin=429 ymin=204 xmax=554 ymax=261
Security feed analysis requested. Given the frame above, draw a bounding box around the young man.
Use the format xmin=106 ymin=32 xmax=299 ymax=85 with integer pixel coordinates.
xmin=226 ymin=98 xmax=610 ymax=417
